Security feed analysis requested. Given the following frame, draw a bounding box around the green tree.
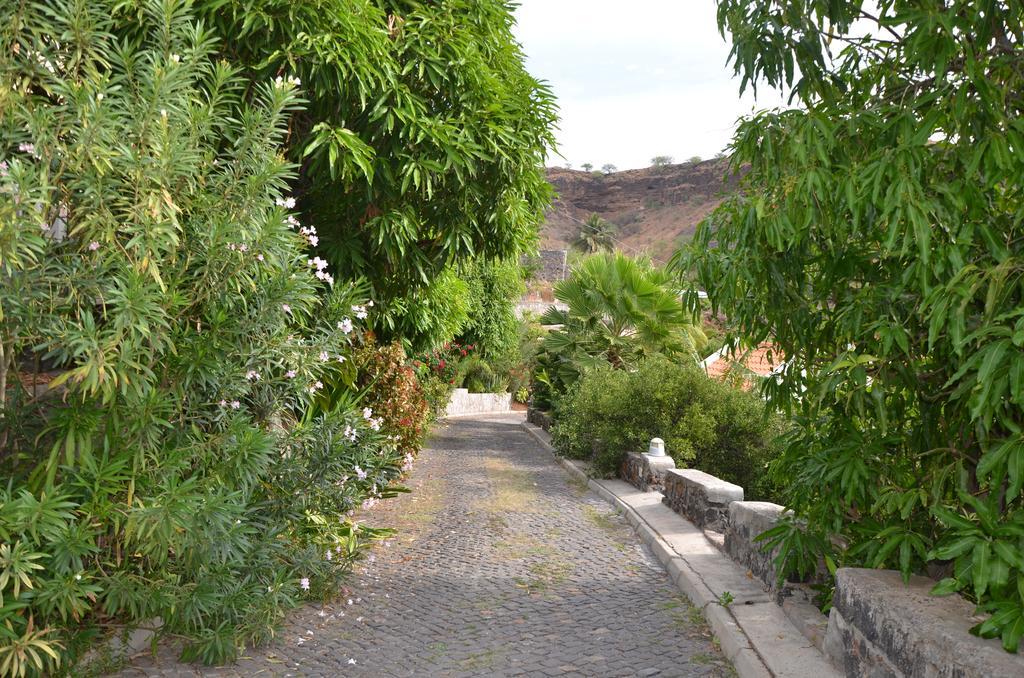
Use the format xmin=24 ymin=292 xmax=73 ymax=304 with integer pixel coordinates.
xmin=683 ymin=0 xmax=1024 ymax=652
xmin=572 ymin=214 xmax=617 ymax=254
xmin=179 ymin=0 xmax=557 ymax=337
xmin=581 ymin=162 xmax=594 ymax=172
xmin=601 ymin=163 xmax=617 ymax=175
xmin=458 ymin=258 xmax=525 ymax=362
xmin=651 ymin=155 xmax=674 ymax=167
xmin=536 ymin=253 xmax=705 ymax=404
xmin=685 ymin=155 xmax=701 ymax=164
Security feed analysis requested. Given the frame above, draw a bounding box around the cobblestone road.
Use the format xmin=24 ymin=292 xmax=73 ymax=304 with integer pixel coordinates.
xmin=118 ymin=414 xmax=732 ymax=677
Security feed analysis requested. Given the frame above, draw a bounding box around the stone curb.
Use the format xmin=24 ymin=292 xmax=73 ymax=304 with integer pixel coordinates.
xmin=520 ymin=421 xmax=839 ymax=678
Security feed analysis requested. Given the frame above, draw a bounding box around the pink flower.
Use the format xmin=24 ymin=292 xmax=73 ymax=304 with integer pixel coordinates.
xmin=338 ymin=318 xmax=353 ymax=334
xmin=300 ymin=577 xmax=310 ymax=591
xmin=88 ymin=241 xmax=100 ymax=251
xmin=218 ymin=399 xmax=227 ymax=407
xmin=286 ymin=370 xmax=297 ymax=379
xmin=320 ymin=351 xmax=329 ymax=361
xmin=256 ymin=253 xmax=264 ymax=262
xmin=354 ymin=465 xmax=367 ymax=480
xmin=230 ymin=400 xmax=241 ymax=409
xmin=246 ymin=370 xmax=259 ymax=381
xmin=239 ymin=243 xmax=248 ymax=252
xmin=362 ymin=407 xmax=373 ymax=420
xmin=282 ymin=304 xmax=292 ymax=314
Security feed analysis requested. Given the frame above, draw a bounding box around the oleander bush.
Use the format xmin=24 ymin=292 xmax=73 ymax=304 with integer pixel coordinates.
xmin=551 ymin=357 xmax=783 ymax=501
xmin=0 ymin=2 xmax=407 ymax=672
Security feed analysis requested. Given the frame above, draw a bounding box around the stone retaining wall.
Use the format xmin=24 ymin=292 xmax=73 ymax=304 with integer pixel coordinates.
xmin=445 ymin=389 xmax=512 ymax=417
xmin=661 ymin=468 xmax=743 ymax=533
xmin=607 ymin=451 xmax=1024 ymax=676
xmin=825 ymin=568 xmax=1024 ymax=677
xmin=724 ymin=501 xmax=787 ymax=590
xmin=526 ymin=406 xmax=552 ymax=431
xmin=620 ymin=451 xmax=676 ymax=492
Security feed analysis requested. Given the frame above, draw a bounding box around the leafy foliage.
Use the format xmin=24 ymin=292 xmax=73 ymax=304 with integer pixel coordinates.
xmin=351 ymin=337 xmax=430 ymax=457
xmin=687 ymin=0 xmax=1024 ymax=652
xmin=0 ymin=1 xmax=410 ymax=669
xmin=457 ymin=258 xmax=525 ymax=363
xmin=533 ymin=253 xmax=705 ymax=408
xmin=183 ymin=0 xmax=557 ymax=340
xmin=552 ymin=356 xmax=783 ymax=499
xmin=571 ymin=214 xmax=617 ymax=254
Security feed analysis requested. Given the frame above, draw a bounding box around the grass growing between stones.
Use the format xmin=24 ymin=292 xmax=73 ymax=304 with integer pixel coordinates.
xmin=482 ymin=457 xmax=542 ymax=513
xmin=582 ymin=504 xmax=621 ymax=531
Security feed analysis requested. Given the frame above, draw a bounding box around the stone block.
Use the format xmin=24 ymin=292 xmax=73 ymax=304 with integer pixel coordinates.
xmin=724 ymin=501 xmax=786 ymax=590
xmin=620 ymin=451 xmax=676 ymax=491
xmin=446 ymin=389 xmax=512 ymax=416
xmin=824 ymin=568 xmax=1024 ymax=678
xmin=661 ymin=468 xmax=743 ymax=532
xmin=526 ymin=406 xmax=552 ymax=430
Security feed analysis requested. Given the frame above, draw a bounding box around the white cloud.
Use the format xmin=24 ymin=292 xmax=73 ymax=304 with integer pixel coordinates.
xmin=513 ymin=1 xmax=789 ymax=169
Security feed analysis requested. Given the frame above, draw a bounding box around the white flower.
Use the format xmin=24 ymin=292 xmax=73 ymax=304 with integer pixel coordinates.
xmin=239 ymin=243 xmax=248 ymax=252
xmin=310 ymin=256 xmax=329 ymax=271
xmin=286 ymin=370 xmax=297 ymax=379
xmin=275 ymin=196 xmax=296 ymax=209
xmin=96 ymin=92 xmax=103 ymax=101
xmin=219 ymin=399 xmax=227 ymax=407
xmin=246 ymin=370 xmax=259 ymax=381
xmin=308 ymin=235 xmax=319 ymax=247
xmin=88 ymin=241 xmax=100 ymax=251
xmin=300 ymin=577 xmax=310 ymax=591
xmin=170 ymin=53 xmax=181 ymax=63
xmin=256 ymin=253 xmax=264 ymax=262
xmin=320 ymin=351 xmax=330 ymax=361
xmin=344 ymin=425 xmax=358 ymax=442
xmin=325 ymin=550 xmax=332 ymax=561
xmin=354 ymin=465 xmax=367 ymax=480
xmin=362 ymin=407 xmax=373 ymax=420
xmin=286 ymin=216 xmax=299 ymax=229
xmin=17 ymin=142 xmax=36 ymax=156
xmin=230 ymin=400 xmax=241 ymax=409
xmin=352 ymin=305 xmax=368 ymax=319
xmin=338 ymin=318 xmax=353 ymax=334
xmin=282 ymin=304 xmax=292 ymax=314
xmin=348 ymin=658 xmax=357 ymax=665
xmin=369 ymin=417 xmax=382 ymax=431
xmin=160 ymin=109 xmax=167 ymax=117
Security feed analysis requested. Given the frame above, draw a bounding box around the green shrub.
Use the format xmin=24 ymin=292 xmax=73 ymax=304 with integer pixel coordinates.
xmin=0 ymin=2 xmax=406 ymax=670
xmin=351 ymin=337 xmax=430 ymax=456
xmin=551 ymin=357 xmax=783 ymax=501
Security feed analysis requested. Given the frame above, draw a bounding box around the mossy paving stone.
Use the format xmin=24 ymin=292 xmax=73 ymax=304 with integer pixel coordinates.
xmin=115 ymin=414 xmax=732 ymax=677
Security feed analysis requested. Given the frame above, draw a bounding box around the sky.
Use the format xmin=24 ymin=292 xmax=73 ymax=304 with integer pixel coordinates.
xmin=512 ymin=1 xmax=789 ymax=170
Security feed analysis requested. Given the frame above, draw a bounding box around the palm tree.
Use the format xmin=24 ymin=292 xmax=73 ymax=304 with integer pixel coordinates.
xmin=538 ymin=253 xmax=706 ymax=389
xmin=572 ymin=214 xmax=616 ymax=254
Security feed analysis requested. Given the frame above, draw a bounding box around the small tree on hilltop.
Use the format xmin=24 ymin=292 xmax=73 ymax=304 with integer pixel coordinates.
xmin=601 ymin=163 xmax=617 ymax=175
xmin=686 ymin=155 xmax=702 ymax=164
xmin=581 ymin=162 xmax=593 ymax=172
xmin=651 ymin=155 xmax=673 ymax=167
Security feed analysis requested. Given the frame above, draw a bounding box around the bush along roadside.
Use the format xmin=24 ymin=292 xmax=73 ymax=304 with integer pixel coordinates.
xmin=0 ymin=4 xmax=413 ymax=673
xmin=551 ymin=356 xmax=784 ymax=502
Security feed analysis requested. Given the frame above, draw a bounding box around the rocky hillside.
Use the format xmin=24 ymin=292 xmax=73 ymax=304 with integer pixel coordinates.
xmin=540 ymin=157 xmax=739 ymax=261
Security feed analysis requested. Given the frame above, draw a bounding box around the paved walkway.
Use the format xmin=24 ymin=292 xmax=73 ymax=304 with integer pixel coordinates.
xmin=119 ymin=414 xmax=732 ymax=677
